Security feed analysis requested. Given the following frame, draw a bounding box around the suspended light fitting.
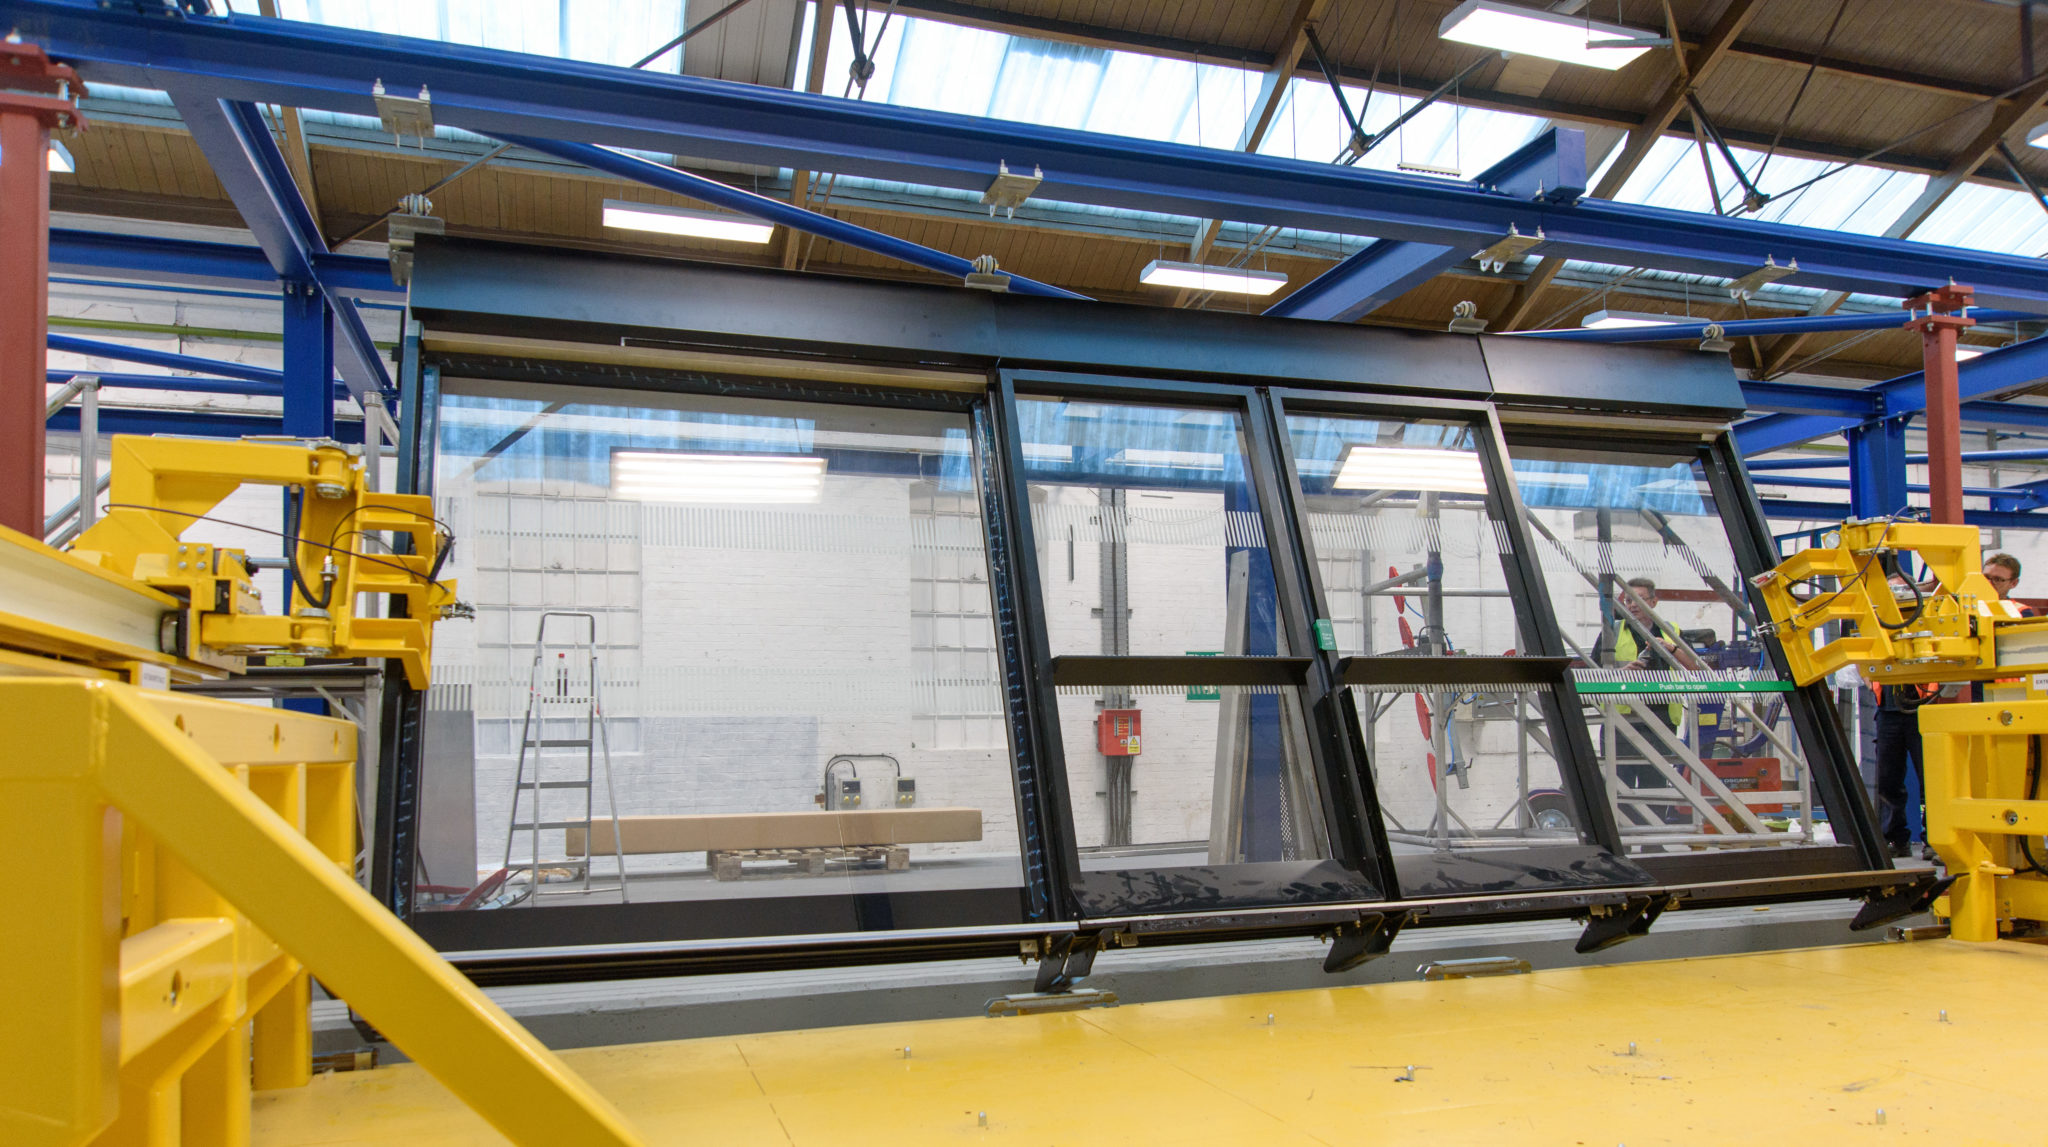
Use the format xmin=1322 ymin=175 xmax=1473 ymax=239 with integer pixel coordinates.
xmin=602 ymin=198 xmax=773 ymax=244
xmin=1579 ymin=309 xmax=1680 ymax=330
xmin=1438 ymin=0 xmax=1654 ymax=70
xmin=1138 ymin=260 xmax=1289 ymax=297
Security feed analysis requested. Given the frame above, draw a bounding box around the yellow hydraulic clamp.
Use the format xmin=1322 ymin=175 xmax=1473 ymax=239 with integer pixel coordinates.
xmin=1752 ymin=517 xmax=2048 ymax=941
xmin=68 ymin=435 xmax=466 ymax=688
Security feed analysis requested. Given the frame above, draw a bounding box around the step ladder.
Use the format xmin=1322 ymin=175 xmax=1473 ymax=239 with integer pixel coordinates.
xmin=503 ymin=611 xmax=629 ymax=904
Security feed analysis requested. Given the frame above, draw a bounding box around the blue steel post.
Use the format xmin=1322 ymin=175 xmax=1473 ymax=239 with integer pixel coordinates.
xmin=282 ymin=279 xmax=335 ymax=439
xmin=1847 ymin=418 xmax=1909 ymax=520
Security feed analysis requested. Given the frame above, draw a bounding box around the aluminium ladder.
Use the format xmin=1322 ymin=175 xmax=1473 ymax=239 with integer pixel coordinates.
xmin=504 ymin=611 xmax=630 ymax=904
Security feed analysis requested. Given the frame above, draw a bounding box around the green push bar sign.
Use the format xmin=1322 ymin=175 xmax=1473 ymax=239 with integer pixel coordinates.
xmin=1574 ymin=681 xmax=1794 ymax=694
xmin=1187 ymin=651 xmax=1220 ymax=701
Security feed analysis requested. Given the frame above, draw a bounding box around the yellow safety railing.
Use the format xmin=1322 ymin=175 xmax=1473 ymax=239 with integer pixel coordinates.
xmin=0 ymin=678 xmax=643 ymax=1147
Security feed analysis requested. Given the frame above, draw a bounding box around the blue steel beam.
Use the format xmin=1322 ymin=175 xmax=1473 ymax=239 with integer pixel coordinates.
xmin=48 ymin=369 xmax=319 ymax=398
xmin=48 ymin=405 xmax=363 ymax=443
xmin=48 ymin=228 xmax=401 ymax=300
xmin=49 ymin=332 xmax=284 ymax=384
xmin=498 ymin=135 xmax=1088 ymax=300
xmin=1736 ymin=335 xmax=2048 ymax=455
xmin=1516 ymin=307 xmax=2037 ymax=343
xmin=1748 ymin=473 xmax=2007 ymax=497
xmin=1266 ymin=128 xmax=1589 ymax=322
xmin=14 ymin=2 xmax=2048 ymax=309
xmin=166 ymin=91 xmax=391 ymax=400
xmin=1963 ymin=400 xmax=2048 ymax=430
xmin=1262 ymin=238 xmax=1462 ymax=322
xmin=1738 ymin=380 xmax=1879 ymax=418
xmin=1757 ymin=497 xmax=2048 ymax=531
xmin=1749 ymin=447 xmax=2048 ymax=470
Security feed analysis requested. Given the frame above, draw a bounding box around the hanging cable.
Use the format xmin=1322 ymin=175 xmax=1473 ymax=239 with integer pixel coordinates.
xmin=629 ymin=0 xmax=765 ymax=70
xmin=1755 ymin=0 xmax=1851 ymax=184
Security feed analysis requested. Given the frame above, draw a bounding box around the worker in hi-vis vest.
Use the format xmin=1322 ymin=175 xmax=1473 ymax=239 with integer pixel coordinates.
xmin=1611 ymin=576 xmax=1684 ymax=728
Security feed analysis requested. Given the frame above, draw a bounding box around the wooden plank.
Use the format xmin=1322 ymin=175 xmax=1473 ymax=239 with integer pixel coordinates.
xmin=564 ymin=809 xmax=984 ymax=856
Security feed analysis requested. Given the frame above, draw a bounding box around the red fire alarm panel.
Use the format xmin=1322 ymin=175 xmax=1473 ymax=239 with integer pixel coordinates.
xmin=1097 ymin=709 xmax=1141 ymax=756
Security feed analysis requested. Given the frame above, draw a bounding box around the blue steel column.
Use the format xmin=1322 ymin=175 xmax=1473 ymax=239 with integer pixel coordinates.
xmin=1228 ymin=481 xmax=1285 ymax=862
xmin=1846 ymin=417 xmax=1909 ymax=519
xmin=282 ymin=279 xmax=335 ymax=439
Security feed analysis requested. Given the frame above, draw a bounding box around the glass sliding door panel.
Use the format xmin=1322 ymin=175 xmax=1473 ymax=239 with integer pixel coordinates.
xmin=1506 ymin=440 xmax=1831 ymax=858
xmin=417 ymin=377 xmax=1026 ymax=919
xmin=1285 ymin=411 xmax=1587 ymax=852
xmin=1015 ymin=396 xmax=1336 ymax=887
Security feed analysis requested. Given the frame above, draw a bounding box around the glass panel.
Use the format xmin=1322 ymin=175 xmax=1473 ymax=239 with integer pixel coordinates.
xmin=1054 ymin=683 xmax=1327 ymax=865
xmin=1285 ymin=411 xmax=1586 ymax=850
xmin=1017 ymin=396 xmax=1329 ymax=867
xmin=416 ymin=377 xmax=1025 ymax=914
xmin=1506 ymin=440 xmax=1830 ymax=857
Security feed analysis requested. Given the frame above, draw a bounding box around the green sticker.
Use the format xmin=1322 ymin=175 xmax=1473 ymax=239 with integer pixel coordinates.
xmin=1186 ymin=651 xmax=1221 ymax=701
xmin=1314 ymin=618 xmax=1338 ymax=651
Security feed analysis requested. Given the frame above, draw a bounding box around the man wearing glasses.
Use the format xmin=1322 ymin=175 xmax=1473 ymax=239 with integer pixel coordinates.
xmin=1984 ymin=553 xmax=2024 ymax=609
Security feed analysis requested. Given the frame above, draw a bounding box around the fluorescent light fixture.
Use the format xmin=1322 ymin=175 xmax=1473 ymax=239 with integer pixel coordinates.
xmin=1335 ymin=445 xmax=1488 ymax=495
xmin=2031 ymin=122 xmax=2048 ymax=150
xmin=1955 ymin=346 xmax=1986 ymax=361
xmin=1108 ymin=448 xmax=1228 ymax=470
xmin=611 ymin=451 xmax=824 ymax=503
xmin=1022 ymin=443 xmax=1075 ymax=463
xmin=1515 ymin=471 xmax=1593 ymax=491
xmin=602 ymin=198 xmax=773 ymax=244
xmin=47 ymin=140 xmax=73 ymax=173
xmin=1580 ymin=309 xmax=1683 ymax=330
xmin=1439 ymin=0 xmax=1653 ymax=70
xmin=1139 ymin=259 xmax=1288 ymax=297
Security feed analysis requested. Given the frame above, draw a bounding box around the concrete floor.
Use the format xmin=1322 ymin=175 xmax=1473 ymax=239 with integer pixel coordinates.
xmin=270 ymin=936 xmax=2042 ymax=1145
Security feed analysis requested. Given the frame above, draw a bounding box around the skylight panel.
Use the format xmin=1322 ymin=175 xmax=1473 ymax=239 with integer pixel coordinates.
xmin=255 ymin=0 xmax=691 ymax=71
xmin=1253 ymin=76 xmax=1549 ymax=179
xmin=1603 ymin=136 xmax=1928 ymax=236
xmin=1911 ymin=182 xmax=2048 ymax=257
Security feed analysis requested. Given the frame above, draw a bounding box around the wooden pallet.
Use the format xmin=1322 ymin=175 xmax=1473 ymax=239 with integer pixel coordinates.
xmin=708 ymin=845 xmax=910 ymax=881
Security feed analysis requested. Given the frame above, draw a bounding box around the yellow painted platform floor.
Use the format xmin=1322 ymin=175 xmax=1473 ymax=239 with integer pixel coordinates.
xmin=256 ymin=940 xmax=2048 ymax=1145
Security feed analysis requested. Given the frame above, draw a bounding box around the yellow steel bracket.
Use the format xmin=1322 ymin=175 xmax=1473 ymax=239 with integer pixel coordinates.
xmin=1920 ymin=699 xmax=2048 ymax=942
xmin=1753 ymin=519 xmax=2020 ymax=687
xmin=69 ymin=436 xmax=461 ymax=688
xmin=0 ymin=679 xmax=642 ymax=1147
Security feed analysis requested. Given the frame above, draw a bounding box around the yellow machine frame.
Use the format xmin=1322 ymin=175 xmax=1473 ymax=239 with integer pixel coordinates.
xmin=0 ymin=437 xmax=644 ymax=1146
xmin=69 ymin=436 xmax=461 ymax=689
xmin=1754 ymin=518 xmax=2048 ymax=941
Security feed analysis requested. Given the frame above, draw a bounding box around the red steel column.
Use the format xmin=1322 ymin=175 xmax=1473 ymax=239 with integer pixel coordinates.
xmin=1906 ymin=284 xmax=1975 ymax=526
xmin=0 ymin=43 xmax=85 ymax=537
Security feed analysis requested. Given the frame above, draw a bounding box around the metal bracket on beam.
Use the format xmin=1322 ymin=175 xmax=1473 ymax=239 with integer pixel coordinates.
xmin=1032 ymin=931 xmax=1104 ymax=993
xmin=372 ymin=79 xmax=432 ymax=147
xmin=980 ymin=161 xmax=1042 ymax=220
xmin=1728 ymin=256 xmax=1798 ymax=300
xmin=1850 ymin=873 xmax=1957 ymax=932
xmin=1474 ymin=226 xmax=1544 ymax=273
xmin=1324 ymin=909 xmax=1409 ymax=974
xmin=1574 ymin=894 xmax=1672 ymax=954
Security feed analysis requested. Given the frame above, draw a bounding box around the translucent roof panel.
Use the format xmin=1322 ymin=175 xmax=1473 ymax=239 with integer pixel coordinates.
xmin=1255 ymin=77 xmax=1552 ymax=180
xmin=1911 ymin=182 xmax=2048 ymax=257
xmin=227 ymin=0 xmax=692 ymax=71
xmin=812 ymin=8 xmax=1262 ymax=149
xmin=1598 ymin=136 xmax=1930 ymax=236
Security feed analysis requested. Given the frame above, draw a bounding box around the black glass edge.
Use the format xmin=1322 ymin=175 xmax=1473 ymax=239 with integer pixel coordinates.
xmin=1700 ymin=432 xmax=1890 ymax=870
xmin=1050 ymin=654 xmax=1314 ymax=687
xmin=1338 ymin=655 xmax=1572 ymax=686
xmin=992 ymin=374 xmax=1084 ymax=916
